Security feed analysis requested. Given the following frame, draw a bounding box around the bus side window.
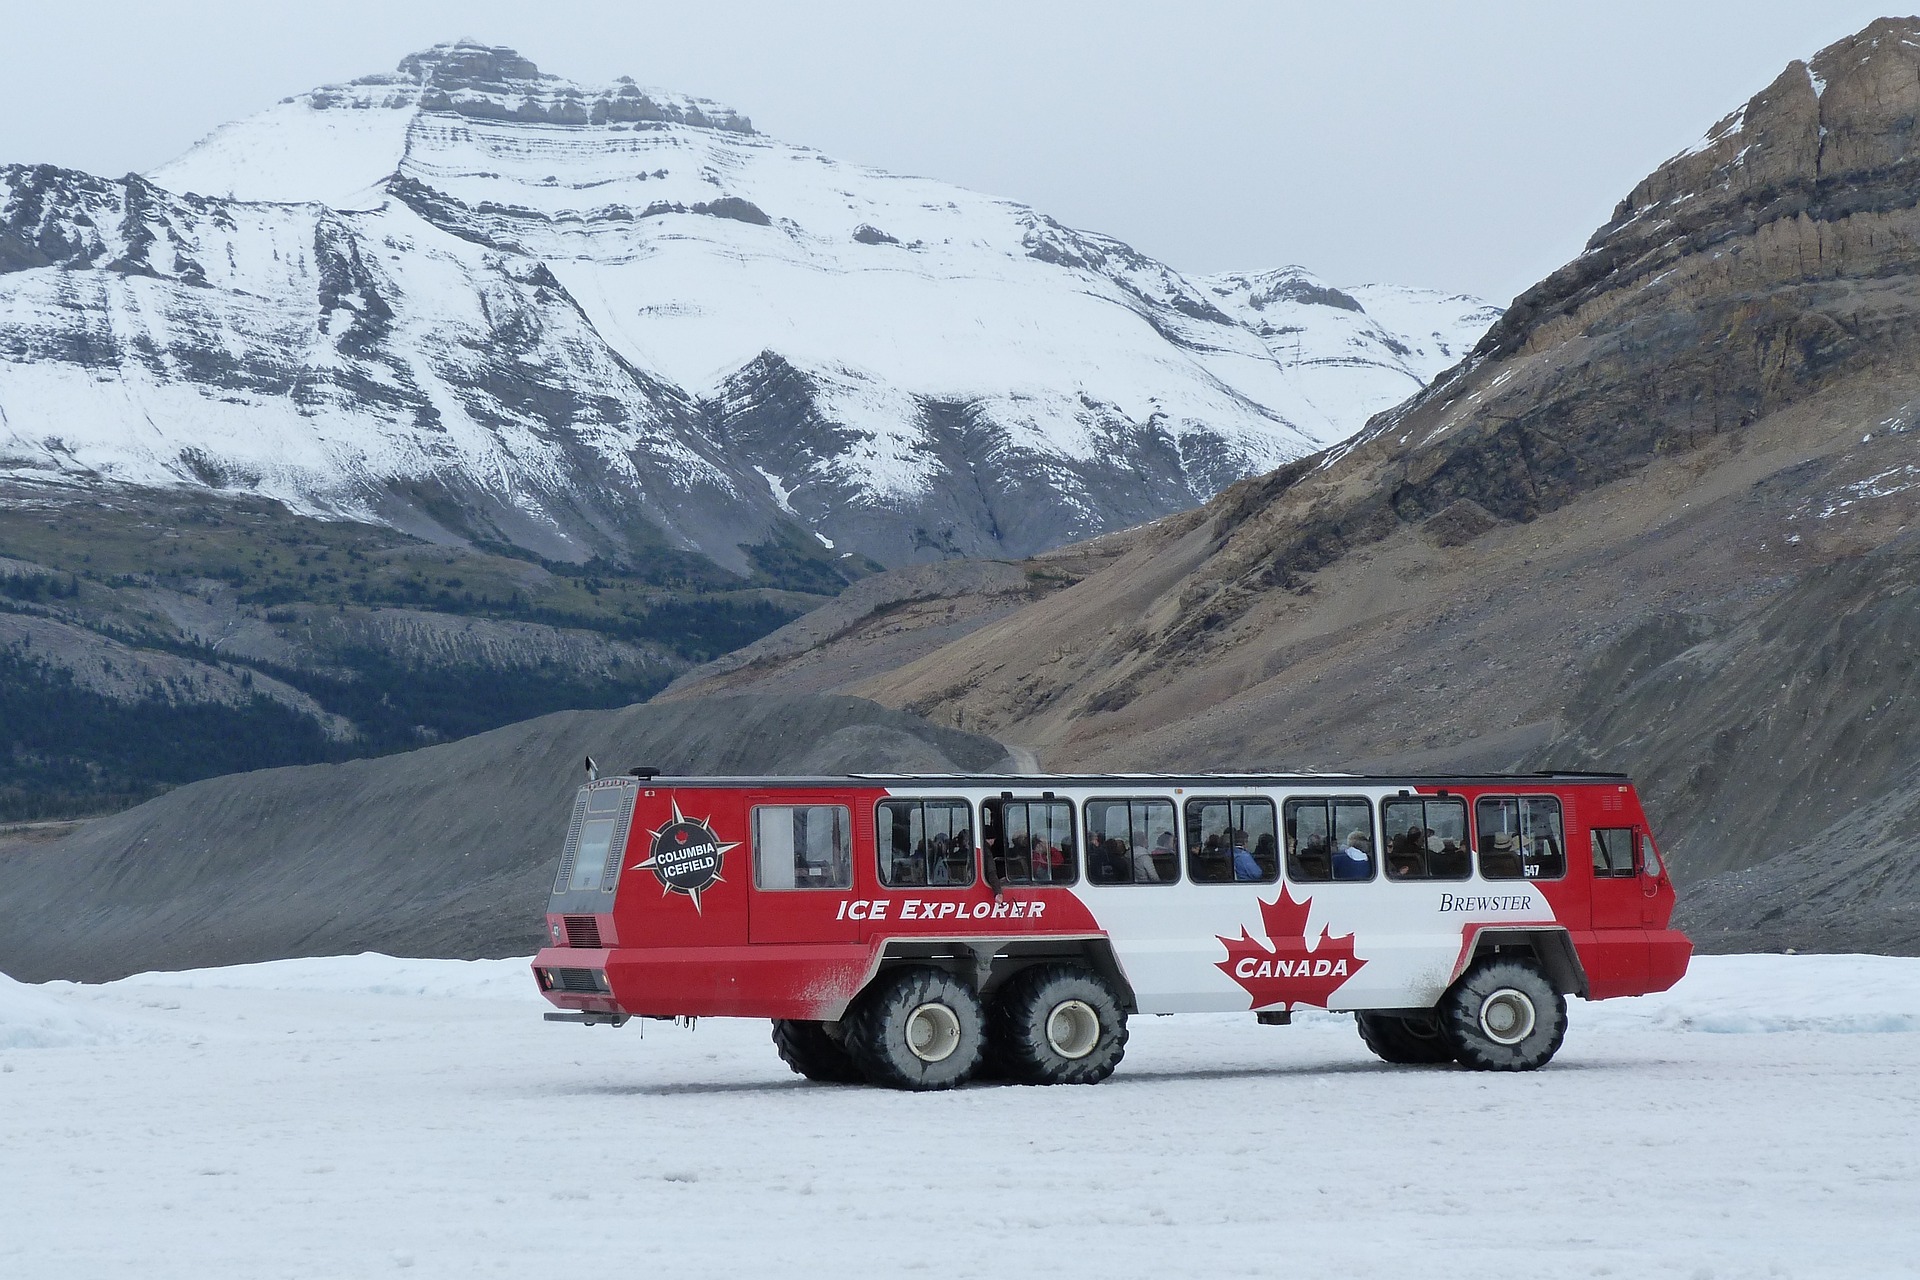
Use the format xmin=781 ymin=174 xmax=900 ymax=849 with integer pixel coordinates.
xmin=1083 ymin=798 xmax=1176 ymax=884
xmin=1480 ymin=796 xmax=1567 ymax=880
xmin=1284 ymin=797 xmax=1374 ymax=882
xmin=753 ymin=805 xmax=852 ymax=890
xmin=1380 ymin=796 xmax=1470 ymax=880
xmin=985 ymin=799 xmax=1076 ymax=886
xmin=1185 ymin=798 xmax=1278 ymax=884
xmin=1477 ymin=798 xmax=1523 ymax=879
xmin=878 ymin=799 xmax=974 ymax=888
xmin=1520 ymin=797 xmax=1567 ymax=879
xmin=1591 ymin=827 xmax=1636 ymax=878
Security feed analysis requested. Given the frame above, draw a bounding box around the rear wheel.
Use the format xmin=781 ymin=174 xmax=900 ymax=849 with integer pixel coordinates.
xmin=771 ymin=1019 xmax=865 ymax=1084
xmin=1354 ymin=1010 xmax=1456 ymax=1065
xmin=844 ymin=967 xmax=985 ymax=1091
xmin=989 ymin=964 xmax=1128 ymax=1085
xmin=1439 ymin=957 xmax=1567 ymax=1071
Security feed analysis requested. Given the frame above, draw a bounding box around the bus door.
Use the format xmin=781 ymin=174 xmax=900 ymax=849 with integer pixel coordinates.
xmin=1587 ymin=825 xmax=1660 ymax=929
xmin=746 ymin=794 xmax=864 ymax=944
xmin=1584 ymin=821 xmax=1654 ymax=989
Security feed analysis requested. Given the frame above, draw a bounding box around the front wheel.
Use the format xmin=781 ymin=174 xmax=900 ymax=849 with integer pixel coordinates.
xmin=843 ymin=967 xmax=985 ymax=1091
xmin=988 ymin=964 xmax=1128 ymax=1085
xmin=1355 ymin=1010 xmax=1455 ymax=1065
xmin=1438 ymin=957 xmax=1567 ymax=1071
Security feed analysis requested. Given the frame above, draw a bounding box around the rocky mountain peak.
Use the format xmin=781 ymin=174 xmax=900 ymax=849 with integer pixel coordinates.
xmin=1480 ymin=17 xmax=1920 ymax=366
xmin=391 ymin=40 xmax=544 ymax=90
xmin=1208 ymin=267 xmax=1365 ymax=315
xmin=274 ymin=40 xmax=755 ymax=134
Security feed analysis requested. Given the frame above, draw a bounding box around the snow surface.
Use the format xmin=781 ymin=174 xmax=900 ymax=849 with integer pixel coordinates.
xmin=2 ymin=952 xmax=1916 ymax=1278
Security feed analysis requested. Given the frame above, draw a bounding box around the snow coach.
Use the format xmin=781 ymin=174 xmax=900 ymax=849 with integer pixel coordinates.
xmin=534 ymin=770 xmax=1690 ymax=1089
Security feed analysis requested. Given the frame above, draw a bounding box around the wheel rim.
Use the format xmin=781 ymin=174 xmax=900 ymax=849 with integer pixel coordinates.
xmin=1478 ymin=987 xmax=1537 ymax=1045
xmin=1045 ymin=999 xmax=1101 ymax=1060
xmin=904 ymin=1001 xmax=962 ymax=1063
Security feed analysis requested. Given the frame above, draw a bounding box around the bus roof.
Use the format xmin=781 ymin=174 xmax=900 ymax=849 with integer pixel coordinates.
xmin=607 ymin=770 xmax=1634 ymax=789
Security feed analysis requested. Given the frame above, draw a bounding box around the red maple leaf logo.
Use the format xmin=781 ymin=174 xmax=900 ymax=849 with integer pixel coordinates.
xmin=1217 ymin=885 xmax=1367 ymax=1011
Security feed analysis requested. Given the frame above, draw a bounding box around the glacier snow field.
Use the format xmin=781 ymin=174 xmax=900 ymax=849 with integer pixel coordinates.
xmin=2 ymin=954 xmax=1916 ymax=1279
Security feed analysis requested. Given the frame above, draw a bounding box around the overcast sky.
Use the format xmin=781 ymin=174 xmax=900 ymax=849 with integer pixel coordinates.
xmin=0 ymin=3 xmax=1901 ymax=303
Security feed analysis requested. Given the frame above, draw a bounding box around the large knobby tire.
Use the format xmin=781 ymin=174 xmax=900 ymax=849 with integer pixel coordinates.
xmin=1439 ymin=957 xmax=1568 ymax=1071
xmin=988 ymin=964 xmax=1128 ymax=1085
xmin=771 ymin=1019 xmax=865 ymax=1084
xmin=844 ymin=967 xmax=985 ymax=1091
xmin=1355 ymin=1010 xmax=1456 ymax=1065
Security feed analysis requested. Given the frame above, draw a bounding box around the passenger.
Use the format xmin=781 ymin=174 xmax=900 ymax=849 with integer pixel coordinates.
xmin=1089 ymin=835 xmax=1123 ymax=882
xmin=1483 ymin=831 xmax=1522 ymax=878
xmin=1253 ymin=832 xmax=1278 ymax=877
xmin=1191 ymin=831 xmax=1223 ymax=882
xmin=1382 ymin=832 xmax=1428 ymax=882
xmin=1389 ymin=825 xmax=1426 ymax=879
xmin=1334 ymin=831 xmax=1372 ymax=880
xmin=949 ymin=829 xmax=973 ymax=883
xmin=1295 ymin=833 xmax=1333 ymax=879
xmin=1130 ymin=837 xmax=1163 ymax=883
xmin=1231 ymin=829 xmax=1262 ymax=881
xmin=1030 ymin=835 xmax=1055 ymax=883
xmin=1153 ymin=830 xmax=1179 ymax=880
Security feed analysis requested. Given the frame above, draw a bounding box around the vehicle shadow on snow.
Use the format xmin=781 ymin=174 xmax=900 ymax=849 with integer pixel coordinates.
xmin=544 ymin=1054 xmax=1665 ymax=1099
xmin=1106 ymin=1057 xmax=1663 ymax=1085
xmin=557 ymin=1078 xmax=820 ymax=1099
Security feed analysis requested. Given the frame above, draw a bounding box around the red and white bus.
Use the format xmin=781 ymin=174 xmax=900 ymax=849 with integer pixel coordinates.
xmin=535 ymin=771 xmax=1690 ymax=1089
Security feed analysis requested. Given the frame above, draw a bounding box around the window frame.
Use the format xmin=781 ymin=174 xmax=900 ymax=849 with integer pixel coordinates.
xmin=1184 ymin=796 xmax=1280 ymax=885
xmin=1283 ymin=795 xmax=1378 ymax=884
xmin=876 ymin=797 xmax=976 ymax=889
xmin=1081 ymin=795 xmax=1181 ymax=886
xmin=1473 ymin=794 xmax=1569 ymax=882
xmin=1590 ymin=826 xmax=1638 ymax=879
xmin=1379 ymin=794 xmax=1473 ymax=882
xmin=982 ymin=796 xmax=1079 ymax=887
xmin=750 ymin=803 xmax=855 ymax=892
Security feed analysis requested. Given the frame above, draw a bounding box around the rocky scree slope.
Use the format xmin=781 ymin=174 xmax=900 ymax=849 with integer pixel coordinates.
xmin=2 ymin=40 xmax=1495 ymax=574
xmin=797 ymin=18 xmax=1920 ymax=953
xmin=0 ymin=694 xmax=1012 ymax=982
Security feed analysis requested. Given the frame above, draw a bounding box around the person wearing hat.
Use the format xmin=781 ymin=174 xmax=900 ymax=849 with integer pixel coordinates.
xmin=1482 ymin=830 xmax=1523 ymax=879
xmin=1333 ymin=830 xmax=1372 ymax=880
xmin=1428 ymin=827 xmax=1469 ymax=878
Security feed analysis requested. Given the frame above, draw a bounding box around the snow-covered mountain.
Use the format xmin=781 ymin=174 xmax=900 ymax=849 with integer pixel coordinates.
xmin=1198 ymin=269 xmax=1499 ymax=436
xmin=0 ymin=42 xmax=1498 ymax=569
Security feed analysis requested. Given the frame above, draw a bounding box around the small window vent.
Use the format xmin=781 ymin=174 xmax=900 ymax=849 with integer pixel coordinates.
xmin=563 ymin=916 xmax=603 ymax=948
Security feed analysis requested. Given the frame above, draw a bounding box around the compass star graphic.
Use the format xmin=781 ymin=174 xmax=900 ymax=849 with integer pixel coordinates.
xmin=632 ymin=798 xmax=740 ymax=912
